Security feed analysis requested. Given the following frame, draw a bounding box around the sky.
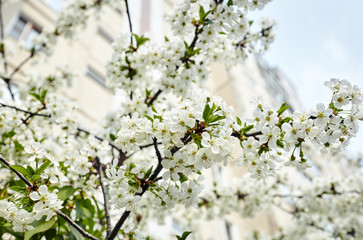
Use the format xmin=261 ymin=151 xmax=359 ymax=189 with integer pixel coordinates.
xmin=250 ymin=0 xmax=363 ymax=156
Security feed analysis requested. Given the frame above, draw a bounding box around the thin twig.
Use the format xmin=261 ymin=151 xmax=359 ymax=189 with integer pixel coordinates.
xmin=55 ymin=210 xmax=101 ymax=240
xmin=0 ymin=102 xmax=51 ymax=118
xmin=0 ymin=155 xmax=32 ymax=187
xmin=77 ymin=127 xmax=123 ymax=153
xmin=147 ymin=89 xmax=162 ymax=106
xmin=124 ymin=0 xmax=133 ymax=45
xmin=9 ymin=49 xmax=35 ymax=79
xmin=94 ymin=157 xmax=111 ymax=237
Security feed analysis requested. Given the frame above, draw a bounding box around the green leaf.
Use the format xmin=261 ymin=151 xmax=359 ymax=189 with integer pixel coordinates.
xmin=9 ymin=186 xmax=25 ymax=192
xmin=151 ymin=105 xmax=157 ymax=113
xmin=145 ymin=166 xmax=153 ymax=179
xmin=129 ymin=162 xmax=136 ymax=171
xmin=236 ymin=117 xmax=242 ymax=126
xmin=277 ymin=102 xmax=290 ymax=117
xmin=15 ymin=179 xmax=26 ymax=187
xmin=209 ymin=115 xmax=226 ymax=123
xmin=3 ymin=130 xmax=16 ymax=139
xmin=76 ymin=199 xmax=95 ymax=219
xmin=145 ymin=88 xmax=151 ymax=97
xmin=57 ymin=186 xmax=76 ymax=201
xmin=281 ymin=117 xmax=292 ymax=124
xmin=144 ymin=115 xmax=154 ymax=122
xmin=11 ymin=165 xmax=30 ymax=178
xmin=242 ymin=124 xmax=254 ymax=133
xmin=14 ymin=140 xmax=25 ymax=151
xmin=26 ymin=165 xmax=35 ymax=177
xmin=69 ymin=224 xmax=85 ymax=240
xmin=134 ymin=34 xmax=150 ymax=48
xmin=176 ymin=231 xmax=192 ymax=240
xmin=202 ymin=103 xmax=211 ymax=121
xmin=29 ymin=92 xmax=40 ymax=101
xmin=36 ymin=162 xmax=51 ymax=176
xmin=179 ymin=174 xmax=188 ymax=183
xmin=24 ymin=216 xmax=56 ymax=240
xmin=40 ymin=90 xmax=48 ymax=103
xmin=276 ymin=139 xmax=284 ymax=148
xmin=199 ymin=6 xmax=206 ymax=20
xmin=109 ymin=133 xmax=116 ymax=142
xmin=154 ymin=115 xmax=162 ymax=121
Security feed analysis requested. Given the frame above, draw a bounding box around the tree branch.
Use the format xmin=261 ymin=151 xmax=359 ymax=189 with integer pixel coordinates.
xmin=0 ymin=155 xmax=32 ymax=187
xmin=146 ymin=89 xmax=162 ymax=106
xmin=0 ymin=102 xmax=51 ymax=118
xmin=76 ymin=127 xmax=123 ymax=153
xmin=124 ymin=0 xmax=133 ymax=45
xmin=94 ymin=157 xmax=111 ymax=237
xmin=9 ymin=48 xmax=36 ymax=79
xmin=55 ymin=210 xmax=101 ymax=240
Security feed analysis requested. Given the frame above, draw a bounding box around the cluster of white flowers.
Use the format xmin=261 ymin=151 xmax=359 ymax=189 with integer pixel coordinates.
xmin=0 ymin=184 xmax=62 ymax=233
xmin=107 ymin=0 xmax=276 ymax=100
xmin=0 ymin=200 xmax=34 ymax=232
xmin=29 ymin=185 xmax=63 ymax=220
xmin=233 ymin=79 xmax=363 ymax=178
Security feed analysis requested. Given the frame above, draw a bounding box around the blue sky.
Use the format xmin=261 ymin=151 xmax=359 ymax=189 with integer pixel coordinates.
xmin=250 ymin=0 xmax=363 ymax=155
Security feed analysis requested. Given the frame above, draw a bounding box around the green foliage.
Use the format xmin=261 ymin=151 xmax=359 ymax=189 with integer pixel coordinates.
xmin=57 ymin=186 xmax=77 ymax=201
xmin=24 ymin=217 xmax=56 ymax=240
xmin=277 ymin=102 xmax=290 ymax=117
xmin=76 ymin=198 xmax=95 ymax=219
xmin=29 ymin=89 xmax=48 ymax=105
xmin=134 ymin=34 xmax=150 ymax=48
xmin=202 ymin=100 xmax=226 ymax=124
xmin=198 ymin=6 xmax=210 ymax=22
xmin=109 ymin=133 xmax=117 ymax=142
xmin=176 ymin=231 xmax=192 ymax=240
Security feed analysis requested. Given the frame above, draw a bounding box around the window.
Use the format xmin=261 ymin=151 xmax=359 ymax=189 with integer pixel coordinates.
xmin=8 ymin=14 xmax=42 ymax=49
xmin=86 ymin=66 xmax=106 ymax=87
xmin=97 ymin=27 xmax=114 ymax=44
xmin=225 ymin=221 xmax=233 ymax=240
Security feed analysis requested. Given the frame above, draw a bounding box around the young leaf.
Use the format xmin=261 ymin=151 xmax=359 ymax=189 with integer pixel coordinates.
xmin=242 ymin=124 xmax=254 ymax=133
xmin=26 ymin=165 xmax=35 ymax=177
xmin=36 ymin=162 xmax=51 ymax=176
xmin=199 ymin=5 xmax=206 ymax=20
xmin=11 ymin=165 xmax=30 ymax=178
xmin=57 ymin=186 xmax=76 ymax=201
xmin=24 ymin=217 xmax=56 ymax=240
xmin=236 ymin=117 xmax=242 ymax=126
xmin=277 ymin=102 xmax=290 ymax=116
xmin=109 ymin=133 xmax=117 ymax=142
xmin=202 ymin=103 xmax=211 ymax=121
xmin=14 ymin=140 xmax=24 ymax=151
xmin=145 ymin=166 xmax=153 ymax=179
xmin=176 ymin=231 xmax=192 ymax=240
